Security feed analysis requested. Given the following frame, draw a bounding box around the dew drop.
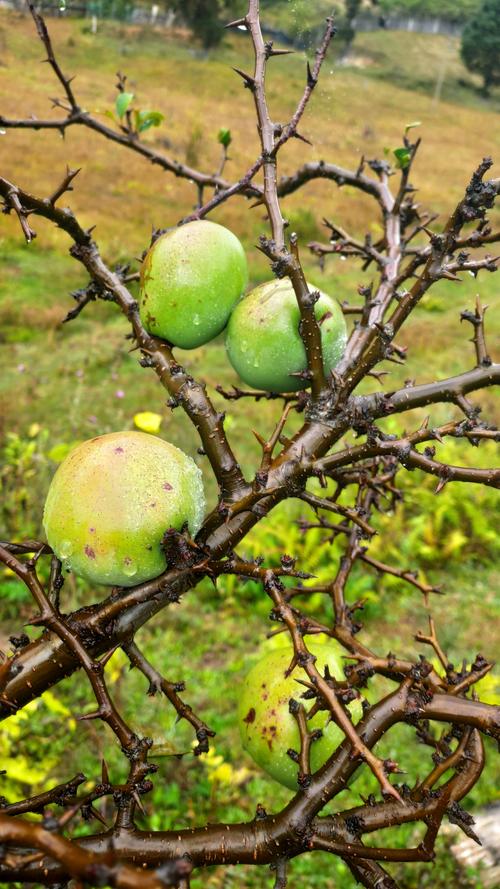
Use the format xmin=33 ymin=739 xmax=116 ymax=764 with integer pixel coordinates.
xmin=253 ymin=357 xmax=260 ymax=368
xmin=59 ymin=540 xmax=74 ymax=558
xmin=193 ymin=313 xmax=201 ymax=326
xmin=123 ymin=558 xmax=137 ymax=577
xmin=241 ymin=340 xmax=248 ymax=353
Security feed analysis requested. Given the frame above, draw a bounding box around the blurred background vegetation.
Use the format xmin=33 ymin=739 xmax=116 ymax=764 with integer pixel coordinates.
xmin=0 ymin=1 xmax=499 ymax=886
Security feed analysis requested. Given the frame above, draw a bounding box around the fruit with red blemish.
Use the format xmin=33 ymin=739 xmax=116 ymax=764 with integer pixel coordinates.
xmin=237 ymin=640 xmax=363 ymax=790
xmin=139 ymin=220 xmax=248 ymax=349
xmin=43 ymin=431 xmax=205 ymax=587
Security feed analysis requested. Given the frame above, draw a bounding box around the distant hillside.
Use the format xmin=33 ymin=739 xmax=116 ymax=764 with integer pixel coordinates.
xmin=376 ymin=0 xmax=480 ymax=22
xmin=261 ymin=0 xmax=480 ymax=33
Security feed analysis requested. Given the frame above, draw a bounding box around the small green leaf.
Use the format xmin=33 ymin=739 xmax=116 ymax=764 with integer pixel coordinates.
xmin=405 ymin=120 xmax=422 ymax=134
xmin=393 ymin=147 xmax=412 ymax=170
xmin=47 ymin=441 xmax=82 ymax=463
xmin=115 ymin=91 xmax=134 ymax=118
xmin=217 ymin=127 xmax=232 ymax=148
xmin=135 ymin=109 xmax=164 ymax=133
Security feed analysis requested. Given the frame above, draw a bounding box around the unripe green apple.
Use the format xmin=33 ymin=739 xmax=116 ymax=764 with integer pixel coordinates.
xmin=139 ymin=220 xmax=248 ymax=349
xmin=238 ymin=640 xmax=363 ymax=790
xmin=43 ymin=431 xmax=205 ymax=587
xmin=225 ymin=278 xmax=347 ymax=392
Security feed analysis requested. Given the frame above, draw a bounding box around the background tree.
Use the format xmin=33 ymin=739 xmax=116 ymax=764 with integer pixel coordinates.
xmin=172 ymin=0 xmax=246 ymax=48
xmin=461 ymin=0 xmax=500 ymax=95
xmin=0 ymin=1 xmax=499 ymax=887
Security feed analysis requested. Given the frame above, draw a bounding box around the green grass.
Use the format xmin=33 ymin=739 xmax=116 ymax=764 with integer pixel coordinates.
xmin=0 ymin=11 xmax=499 ymax=889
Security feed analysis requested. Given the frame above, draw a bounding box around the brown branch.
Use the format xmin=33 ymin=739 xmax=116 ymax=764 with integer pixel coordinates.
xmin=0 ymin=814 xmax=190 ymax=888
xmin=332 ymin=161 xmax=500 ymax=391
xmin=0 ymin=774 xmax=86 ymax=817
xmin=461 ymin=296 xmax=492 ymax=368
xmin=216 ymin=384 xmax=302 ymax=405
xmin=288 ymin=700 xmax=320 ymax=786
xmin=300 ymin=490 xmax=376 ymax=537
xmin=264 ymin=571 xmax=403 ymax=802
xmin=0 ymin=173 xmax=248 ymax=501
xmin=1 ymin=7 xmax=498 ymax=881
xmin=0 ymin=545 xmax=137 ymax=752
xmin=123 ymin=641 xmax=215 ymax=755
xmin=361 ymin=554 xmax=441 ymax=603
xmin=415 ymin=616 xmax=449 ymax=671
xmin=5 ymin=693 xmax=496 ymax=882
xmin=186 ymin=7 xmax=334 ymax=227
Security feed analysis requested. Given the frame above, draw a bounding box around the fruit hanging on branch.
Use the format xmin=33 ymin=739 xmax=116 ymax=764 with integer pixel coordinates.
xmin=139 ymin=220 xmax=248 ymax=349
xmin=226 ymin=278 xmax=347 ymax=392
xmin=238 ymin=640 xmax=363 ymax=789
xmin=43 ymin=431 xmax=205 ymax=587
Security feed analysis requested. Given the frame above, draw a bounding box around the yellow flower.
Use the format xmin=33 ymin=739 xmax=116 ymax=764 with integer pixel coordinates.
xmin=134 ymin=412 xmax=163 ymax=434
xmin=210 ymin=763 xmax=233 ymax=785
xmin=199 ymin=745 xmax=253 ymax=787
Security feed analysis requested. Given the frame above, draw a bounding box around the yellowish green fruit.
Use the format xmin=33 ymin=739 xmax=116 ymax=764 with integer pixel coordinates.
xmin=139 ymin=220 xmax=248 ymax=349
xmin=43 ymin=431 xmax=205 ymax=587
xmin=226 ymin=278 xmax=347 ymax=392
xmin=238 ymin=640 xmax=363 ymax=790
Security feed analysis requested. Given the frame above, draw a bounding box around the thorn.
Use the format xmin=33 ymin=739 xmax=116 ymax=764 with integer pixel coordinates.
xmin=306 ymin=61 xmax=316 ymax=89
xmin=225 ymin=17 xmax=247 ymax=29
xmin=293 ymin=131 xmax=313 ymax=146
xmin=89 ymin=805 xmax=108 ymax=827
xmin=434 ymin=477 xmax=449 ymax=495
xmin=77 ymin=709 xmax=104 ymax=722
xmin=99 ymin=644 xmax=121 ymax=668
xmin=23 ymin=614 xmax=46 ymax=627
xmin=232 ymin=67 xmax=256 ymax=90
xmin=252 ymin=429 xmax=266 ymax=447
xmin=132 ymin=789 xmax=147 ymax=817
xmin=101 ymin=759 xmax=110 ymax=785
xmin=269 ymin=47 xmax=295 ymax=57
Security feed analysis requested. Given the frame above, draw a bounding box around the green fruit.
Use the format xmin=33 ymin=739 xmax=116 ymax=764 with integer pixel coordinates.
xmin=238 ymin=640 xmax=363 ymax=790
xmin=225 ymin=278 xmax=347 ymax=392
xmin=43 ymin=431 xmax=205 ymax=588
xmin=139 ymin=220 xmax=248 ymax=349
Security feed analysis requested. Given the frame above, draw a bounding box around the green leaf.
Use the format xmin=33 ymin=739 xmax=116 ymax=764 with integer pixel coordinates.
xmin=405 ymin=120 xmax=422 ymax=134
xmin=217 ymin=127 xmax=232 ymax=148
xmin=47 ymin=441 xmax=82 ymax=463
xmin=135 ymin=109 xmax=164 ymax=133
xmin=393 ymin=147 xmax=412 ymax=170
xmin=115 ymin=91 xmax=134 ymax=119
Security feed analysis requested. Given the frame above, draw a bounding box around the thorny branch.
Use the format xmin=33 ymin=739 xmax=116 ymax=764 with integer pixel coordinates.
xmin=0 ymin=1 xmax=499 ymax=886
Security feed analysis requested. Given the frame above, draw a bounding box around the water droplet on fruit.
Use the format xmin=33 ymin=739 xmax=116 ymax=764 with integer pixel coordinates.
xmin=123 ymin=558 xmax=137 ymax=577
xmin=241 ymin=340 xmax=248 ymax=353
xmin=253 ymin=357 xmax=260 ymax=368
xmin=193 ymin=314 xmax=200 ymax=326
xmin=59 ymin=540 xmax=73 ymax=558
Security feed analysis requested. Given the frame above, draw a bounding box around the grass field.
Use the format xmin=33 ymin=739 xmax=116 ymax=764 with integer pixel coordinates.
xmin=0 ymin=9 xmax=499 ymax=888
